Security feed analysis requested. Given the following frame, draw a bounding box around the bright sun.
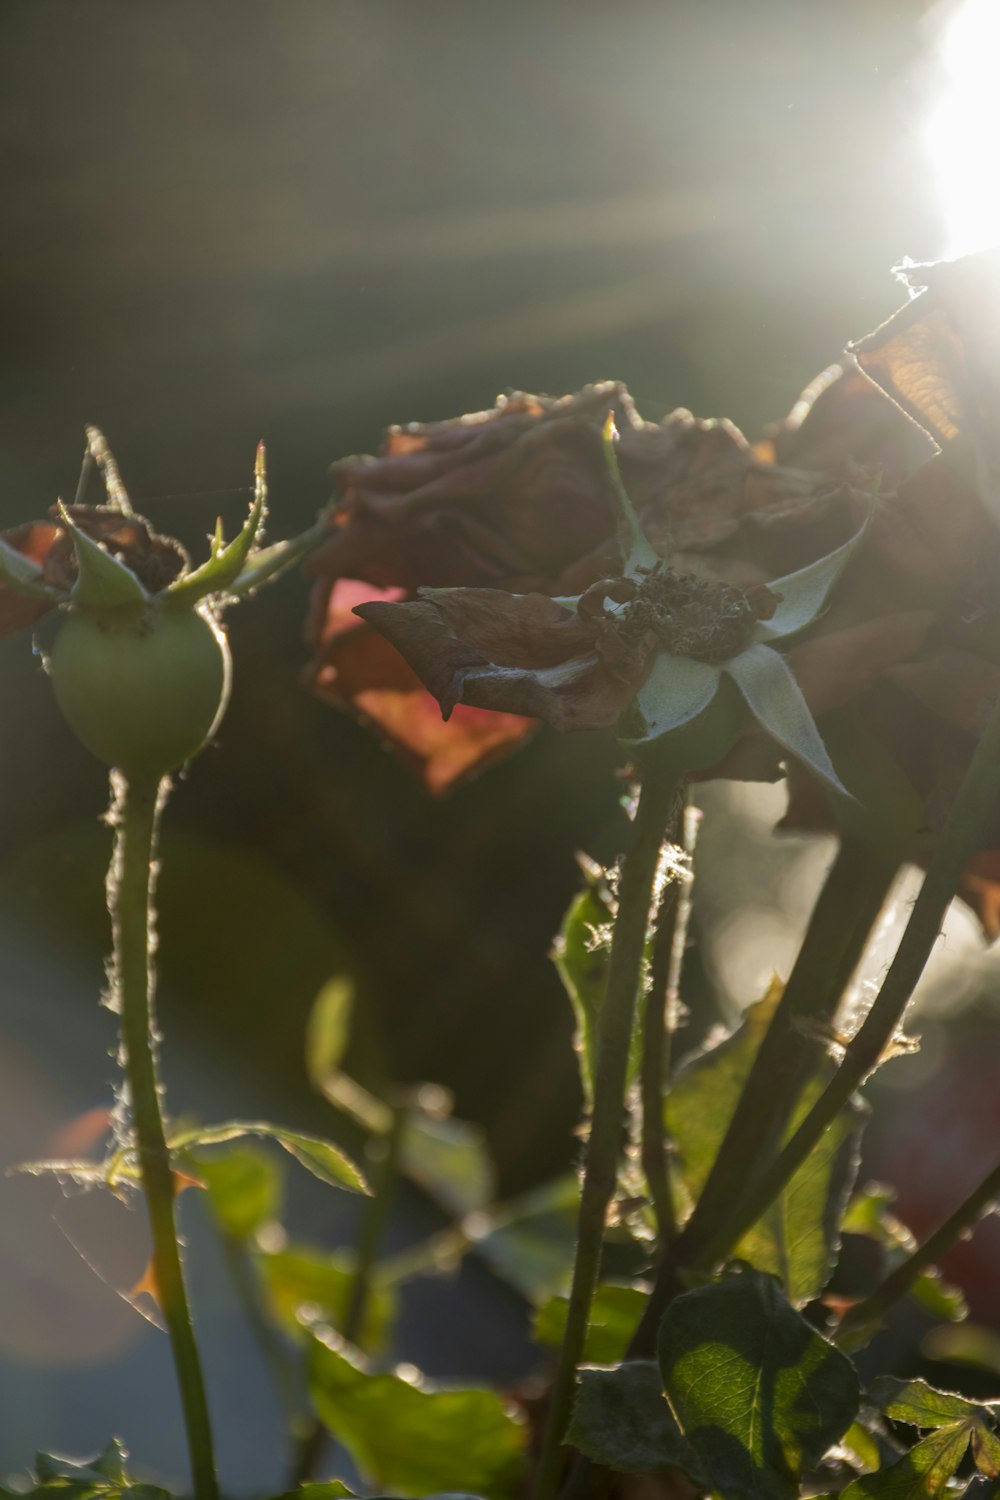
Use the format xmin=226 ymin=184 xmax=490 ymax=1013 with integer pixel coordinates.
xmin=925 ymin=0 xmax=1000 ymax=257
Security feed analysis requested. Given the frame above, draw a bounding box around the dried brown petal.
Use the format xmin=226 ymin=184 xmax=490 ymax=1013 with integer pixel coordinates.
xmin=305 ymin=579 xmax=533 ymax=792
xmin=356 ymin=589 xmax=646 ymax=733
xmin=52 ymin=505 xmax=189 ymax=594
xmin=0 ymin=521 xmax=61 ymax=636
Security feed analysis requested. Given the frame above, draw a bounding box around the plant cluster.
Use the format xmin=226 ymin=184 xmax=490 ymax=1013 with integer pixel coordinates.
xmin=3 ymin=250 xmax=1000 ymax=1500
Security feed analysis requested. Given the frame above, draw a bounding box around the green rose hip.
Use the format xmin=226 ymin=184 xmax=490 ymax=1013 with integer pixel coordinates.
xmin=49 ymin=603 xmax=232 ymax=777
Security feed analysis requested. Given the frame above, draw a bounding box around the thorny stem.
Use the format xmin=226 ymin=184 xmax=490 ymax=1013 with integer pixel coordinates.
xmin=626 ymin=835 xmax=896 ymax=1360
xmin=639 ymin=796 xmax=699 ymax=1245
xmin=110 ymin=771 xmax=218 ymax=1500
xmin=532 ymin=770 xmax=680 ymax=1500
xmin=290 ymin=1102 xmax=406 ymax=1487
xmin=691 ymin=685 xmax=1000 ymax=1277
xmin=835 ymin=1154 xmax=1000 ymax=1346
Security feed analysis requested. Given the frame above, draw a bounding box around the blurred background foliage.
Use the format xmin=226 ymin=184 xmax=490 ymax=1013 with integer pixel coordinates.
xmin=2 ymin=0 xmax=998 ymax=1489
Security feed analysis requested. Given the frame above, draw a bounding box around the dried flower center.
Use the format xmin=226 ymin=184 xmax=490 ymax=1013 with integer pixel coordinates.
xmin=581 ymin=567 xmax=778 ymax=666
xmin=44 ymin=506 xmax=190 ymax=596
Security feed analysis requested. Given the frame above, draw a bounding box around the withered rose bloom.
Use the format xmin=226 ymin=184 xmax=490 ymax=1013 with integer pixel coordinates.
xmin=307 ymin=248 xmax=1000 ymax=929
xmin=306 ymin=370 xmax=932 ymax=791
xmin=0 ymin=505 xmax=188 ymax=637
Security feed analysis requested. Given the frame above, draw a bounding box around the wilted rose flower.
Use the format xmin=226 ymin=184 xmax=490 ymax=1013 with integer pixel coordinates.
xmin=306 ymin=246 xmax=1000 ymax=932
xmin=306 ymin=368 xmax=934 ymax=792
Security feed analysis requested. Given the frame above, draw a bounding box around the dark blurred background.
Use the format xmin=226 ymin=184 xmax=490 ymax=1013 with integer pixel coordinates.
xmin=3 ymin=0 xmax=997 ymax=1490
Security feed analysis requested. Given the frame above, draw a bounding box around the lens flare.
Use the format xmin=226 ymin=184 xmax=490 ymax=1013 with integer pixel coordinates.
xmin=926 ymin=0 xmax=1000 ymax=257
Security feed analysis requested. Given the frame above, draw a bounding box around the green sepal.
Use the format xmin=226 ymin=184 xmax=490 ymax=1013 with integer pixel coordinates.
xmin=229 ymin=514 xmax=329 ymax=599
xmin=0 ymin=537 xmax=62 ymax=601
xmin=567 ymin=1361 xmax=705 ymax=1481
xmin=754 ymin=504 xmax=874 ymax=644
xmin=165 ymin=443 xmax=266 ymax=606
xmin=725 ymin=642 xmax=850 ymax=798
xmin=602 ymin=414 xmax=661 ymax=579
xmin=621 ymin=653 xmax=722 ymax=743
xmin=620 ymin=660 xmax=748 ymax=783
xmin=57 ymin=503 xmax=149 ymax=608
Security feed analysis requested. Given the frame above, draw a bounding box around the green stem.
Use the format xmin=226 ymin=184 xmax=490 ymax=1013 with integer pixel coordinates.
xmin=678 ymin=836 xmax=898 ymax=1264
xmin=836 ymin=1154 xmax=1000 ymax=1346
xmin=290 ymin=1103 xmax=406 ymax=1487
xmin=110 ymin=771 xmax=218 ymax=1500
xmin=343 ymin=1102 xmax=405 ymax=1344
xmin=639 ymin=796 xmax=698 ymax=1245
xmin=626 ymin=834 xmax=896 ymax=1360
xmin=639 ymin=875 xmax=681 ymax=1245
xmin=532 ymin=771 xmax=680 ymax=1500
xmin=694 ymin=686 xmax=1000 ymax=1273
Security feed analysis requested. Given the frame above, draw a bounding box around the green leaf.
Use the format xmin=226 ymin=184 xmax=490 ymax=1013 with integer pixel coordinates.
xmin=659 ymin=1270 xmax=861 ymax=1500
xmin=568 ymin=1361 xmax=704 ymax=1479
xmin=971 ymin=1423 xmax=1000 ymax=1479
xmin=308 ymin=1331 xmax=526 ymax=1497
xmin=839 ymin=1422 xmax=973 ymax=1498
xmin=266 ymin=1485 xmax=356 ymax=1500
xmin=307 ymin=977 xmax=355 ymax=1088
xmin=258 ymin=1244 xmax=395 ymax=1351
xmin=725 ymin=643 xmax=848 ymax=797
xmin=3 ymin=1443 xmax=172 ymax=1500
xmin=667 ymin=983 xmax=865 ymax=1305
xmin=0 ymin=536 xmax=62 ymax=600
xmin=307 ymin=972 xmax=495 ymax=1214
xmin=401 ymin=1111 xmax=495 ymax=1216
xmin=534 ymin=1283 xmax=650 ymax=1365
xmin=35 ymin=1442 xmax=128 ymax=1487
xmin=841 ymin=1421 xmax=883 ymax=1474
xmin=552 ymin=882 xmax=616 ymax=1110
xmin=468 ymin=1176 xmax=581 ymax=1303
xmin=57 ymin=505 xmax=148 ymax=608
xmin=924 ymin=1322 xmax=1000 ymax=1376
xmin=871 ymin=1377 xmax=984 ymax=1429
xmin=754 ymin=511 xmax=873 ymax=644
xmin=320 ymin=1072 xmax=394 ymax=1135
xmin=185 ymin=1144 xmax=283 ymax=1240
xmin=738 ymin=1074 xmax=866 ymax=1306
xmin=165 ymin=445 xmax=265 ymax=606
xmin=168 ymin=1121 xmax=368 ymax=1194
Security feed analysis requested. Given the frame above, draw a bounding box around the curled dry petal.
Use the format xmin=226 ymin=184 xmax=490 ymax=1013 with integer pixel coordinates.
xmin=310 ymin=383 xmax=643 ymax=592
xmin=851 ymin=252 xmax=1000 ymax=451
xmin=852 ymin=250 xmax=1000 ymax=531
xmin=356 ymin=589 xmax=647 ymax=733
xmin=305 ymin=579 xmax=533 ymax=792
